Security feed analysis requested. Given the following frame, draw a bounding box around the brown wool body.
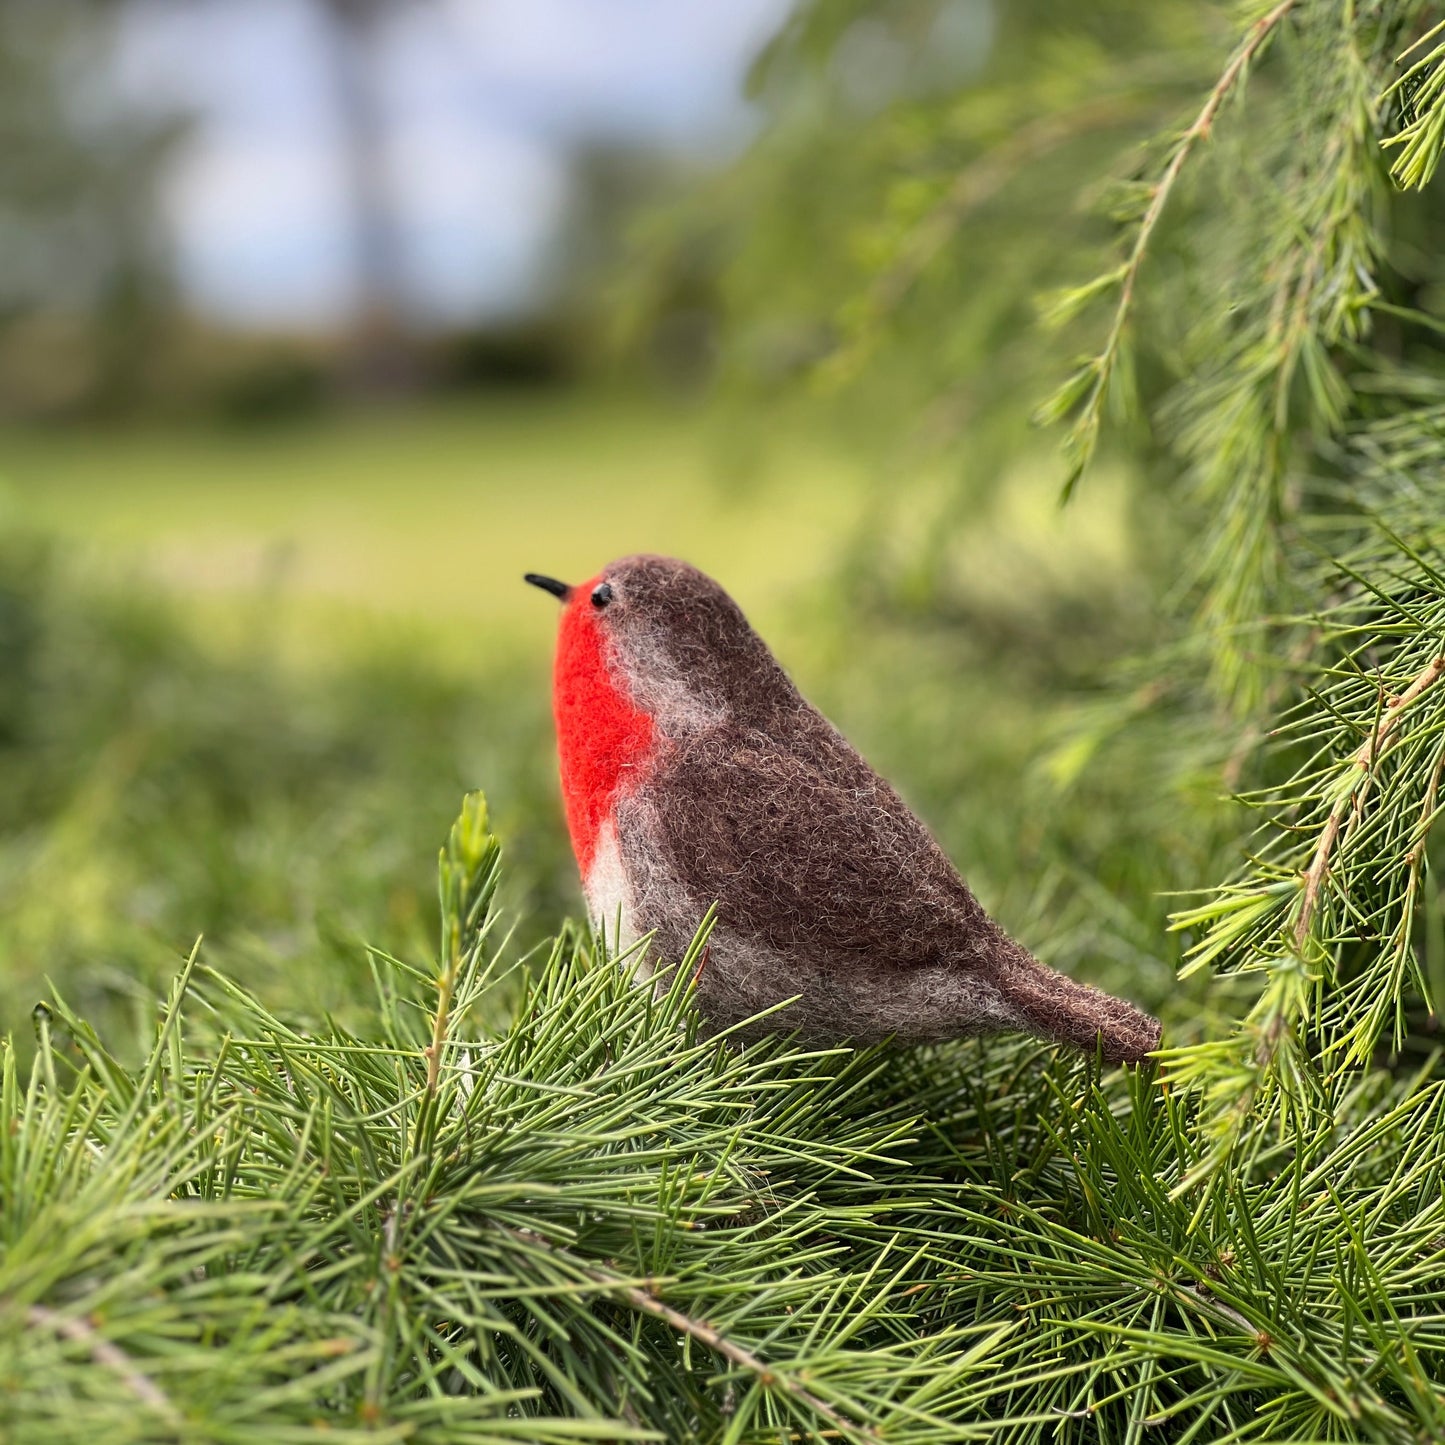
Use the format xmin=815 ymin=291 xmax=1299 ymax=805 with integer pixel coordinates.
xmin=527 ymin=555 xmax=1161 ymax=1065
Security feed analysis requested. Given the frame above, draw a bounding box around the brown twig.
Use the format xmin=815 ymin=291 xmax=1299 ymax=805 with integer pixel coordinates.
xmin=1181 ymin=1284 xmax=1269 ymax=1346
xmin=1294 ymin=656 xmax=1445 ymax=949
xmin=27 ymin=1303 xmax=177 ymax=1420
xmin=692 ymin=942 xmax=713 ymax=987
xmin=424 ymin=927 xmax=459 ymax=1097
xmin=610 ymin=1276 xmax=873 ymax=1439
xmin=1084 ymin=0 xmax=1299 ymax=417
xmin=500 ymin=1227 xmax=877 ymax=1441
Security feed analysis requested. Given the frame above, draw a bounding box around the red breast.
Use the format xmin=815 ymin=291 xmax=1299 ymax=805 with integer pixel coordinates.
xmin=551 ymin=574 xmax=655 ymax=875
xmin=526 ymin=556 xmax=1161 ymax=1063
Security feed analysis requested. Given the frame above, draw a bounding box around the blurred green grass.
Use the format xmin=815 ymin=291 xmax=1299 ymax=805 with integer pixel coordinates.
xmin=1 ymin=392 xmax=868 ymax=666
xmin=0 ymin=392 xmax=1216 ymax=1061
xmin=0 ymin=392 xmax=875 ymax=1053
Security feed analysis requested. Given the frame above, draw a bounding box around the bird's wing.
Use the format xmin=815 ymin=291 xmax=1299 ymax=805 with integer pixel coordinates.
xmin=634 ymin=724 xmax=993 ymax=966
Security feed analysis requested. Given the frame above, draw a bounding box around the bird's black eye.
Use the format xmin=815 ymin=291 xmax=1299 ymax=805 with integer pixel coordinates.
xmin=591 ymin=582 xmax=613 ymax=609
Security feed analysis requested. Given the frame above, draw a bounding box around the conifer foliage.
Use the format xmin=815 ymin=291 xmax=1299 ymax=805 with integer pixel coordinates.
xmin=11 ymin=2 xmax=1445 ymax=1440
xmin=0 ymin=777 xmax=1443 ymax=1442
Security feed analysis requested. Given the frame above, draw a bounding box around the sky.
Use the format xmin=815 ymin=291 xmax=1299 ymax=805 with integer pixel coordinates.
xmin=117 ymin=0 xmax=793 ymax=329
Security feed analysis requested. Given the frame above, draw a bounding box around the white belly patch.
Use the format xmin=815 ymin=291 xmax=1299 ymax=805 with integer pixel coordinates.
xmin=585 ymin=819 xmax=651 ymax=978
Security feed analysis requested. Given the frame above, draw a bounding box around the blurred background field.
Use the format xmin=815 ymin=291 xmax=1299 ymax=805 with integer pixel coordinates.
xmin=1 ymin=394 xmax=870 ymax=657
xmin=0 ymin=0 xmax=1282 ymax=1057
xmin=3 ymin=392 xmax=1178 ymax=1058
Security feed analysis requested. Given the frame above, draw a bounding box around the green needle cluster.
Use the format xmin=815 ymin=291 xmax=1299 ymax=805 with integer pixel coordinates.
xmin=5 ymin=787 xmax=1445 ymax=1442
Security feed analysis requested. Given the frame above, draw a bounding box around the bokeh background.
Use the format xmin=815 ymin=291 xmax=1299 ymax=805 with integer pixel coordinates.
xmin=0 ymin=0 xmax=1258 ymax=1052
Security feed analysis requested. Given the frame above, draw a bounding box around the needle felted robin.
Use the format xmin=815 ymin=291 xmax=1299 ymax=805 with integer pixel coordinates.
xmin=525 ymin=555 xmax=1160 ymax=1064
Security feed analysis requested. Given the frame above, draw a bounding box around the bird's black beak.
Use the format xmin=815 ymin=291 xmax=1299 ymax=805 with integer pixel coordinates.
xmin=524 ymin=573 xmax=572 ymax=602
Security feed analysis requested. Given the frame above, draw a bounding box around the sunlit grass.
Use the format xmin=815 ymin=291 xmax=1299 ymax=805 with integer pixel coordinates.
xmin=0 ymin=391 xmax=869 ymax=667
xmin=0 ymin=390 xmax=1177 ymax=1058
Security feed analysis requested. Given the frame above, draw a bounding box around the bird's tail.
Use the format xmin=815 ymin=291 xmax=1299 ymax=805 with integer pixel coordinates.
xmin=992 ymin=941 xmax=1160 ymax=1065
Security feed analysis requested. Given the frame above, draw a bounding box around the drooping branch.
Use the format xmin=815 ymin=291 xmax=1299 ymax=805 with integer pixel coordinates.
xmin=1052 ymin=0 xmax=1300 ymax=488
xmin=1100 ymin=0 xmax=1299 ymax=378
xmin=869 ymin=92 xmax=1144 ymax=319
xmin=1294 ymin=654 xmax=1445 ymax=949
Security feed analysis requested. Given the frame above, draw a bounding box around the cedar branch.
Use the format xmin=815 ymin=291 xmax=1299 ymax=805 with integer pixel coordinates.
xmin=1080 ymin=0 xmax=1299 ymax=430
xmin=611 ymin=1277 xmax=875 ymax=1441
xmin=424 ymin=966 xmax=454 ymax=1097
xmin=425 ymin=910 xmax=461 ymax=1096
xmin=1294 ymin=655 xmax=1445 ymax=949
xmin=501 ymin=1227 xmax=877 ymax=1442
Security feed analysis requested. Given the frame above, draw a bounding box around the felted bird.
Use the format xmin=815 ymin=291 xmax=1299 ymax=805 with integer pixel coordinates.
xmin=526 ymin=555 xmax=1160 ymax=1064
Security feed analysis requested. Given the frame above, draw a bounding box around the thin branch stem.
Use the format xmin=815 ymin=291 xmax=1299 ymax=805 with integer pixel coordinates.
xmin=1294 ymin=655 xmax=1445 ymax=948
xmin=870 ymin=91 xmax=1143 ymax=318
xmin=1182 ymin=1283 xmax=1263 ymax=1342
xmin=501 ymin=1227 xmax=878 ymax=1442
xmin=424 ymin=964 xmax=454 ymax=1097
xmin=1082 ymin=0 xmax=1299 ymax=428
xmin=611 ymin=1276 xmax=874 ymax=1441
xmin=27 ymin=1304 xmax=177 ymax=1421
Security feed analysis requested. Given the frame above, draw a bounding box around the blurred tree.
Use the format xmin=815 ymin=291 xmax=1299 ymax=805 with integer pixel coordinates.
xmin=316 ymin=0 xmax=424 ymax=390
xmin=560 ymin=142 xmax=722 ymax=387
xmin=0 ymin=1 xmax=179 ymax=416
xmin=131 ymin=0 xmax=424 ymax=392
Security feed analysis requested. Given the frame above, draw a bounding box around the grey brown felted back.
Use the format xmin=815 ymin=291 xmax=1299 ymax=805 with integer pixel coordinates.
xmin=590 ymin=554 xmax=1162 ymax=1064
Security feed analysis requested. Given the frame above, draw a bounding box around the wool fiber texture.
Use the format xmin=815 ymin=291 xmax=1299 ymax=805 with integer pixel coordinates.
xmin=546 ymin=553 xmax=1161 ymax=1065
xmin=552 ymin=576 xmax=654 ymax=874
